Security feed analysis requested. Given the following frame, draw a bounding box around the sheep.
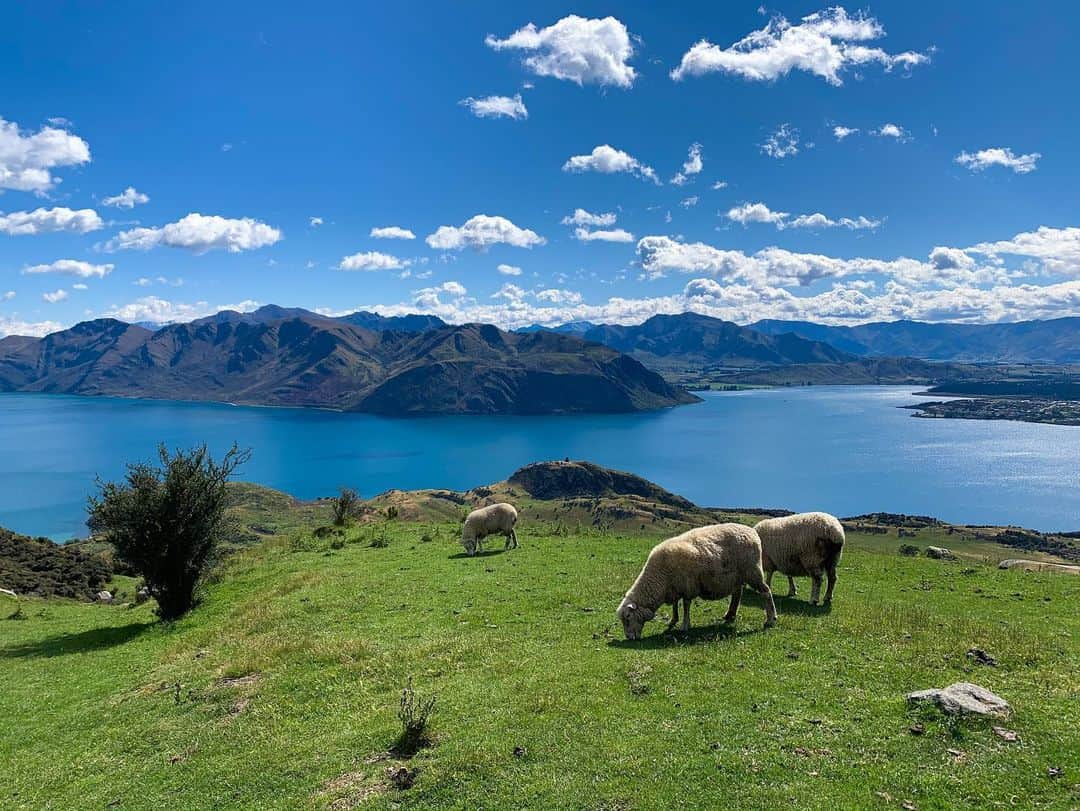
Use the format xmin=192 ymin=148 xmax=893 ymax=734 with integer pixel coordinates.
xmin=754 ymin=512 xmax=845 ymax=605
xmin=616 ymin=523 xmax=777 ymax=640
xmin=461 ymin=503 xmax=519 ymax=556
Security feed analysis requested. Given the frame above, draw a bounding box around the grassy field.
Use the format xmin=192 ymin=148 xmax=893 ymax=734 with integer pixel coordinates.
xmin=2 ymin=514 xmax=1077 ymax=810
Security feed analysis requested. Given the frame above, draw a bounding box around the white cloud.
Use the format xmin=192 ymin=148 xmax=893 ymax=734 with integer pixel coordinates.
xmin=929 ymin=246 xmax=975 ymax=271
xmin=0 ymin=315 xmax=63 ymax=338
xmin=787 ymin=213 xmax=882 ymax=230
xmin=425 ymin=214 xmax=545 ymax=250
xmin=102 ymin=187 xmax=149 ymax=208
xmin=338 ymin=251 xmax=411 ymax=271
xmin=561 ymin=208 xmax=617 ymax=227
xmin=459 ymin=94 xmax=528 ymax=120
xmin=536 ymin=288 xmax=583 ymax=305
xmin=562 ymin=144 xmax=659 ymax=183
xmin=105 ymin=213 xmax=282 ymax=253
xmin=966 ymin=226 xmax=1080 ymax=275
xmin=874 ymin=123 xmax=907 ymax=139
xmin=0 ymin=206 xmax=103 ymax=235
xmin=573 ymin=227 xmax=635 ymax=243
xmin=955 ymin=147 xmax=1040 ymax=174
xmin=711 ymin=180 xmax=728 ymax=190
xmin=671 ymin=142 xmax=704 ymax=185
xmin=2 ymin=291 xmax=14 ymax=300
xmin=102 ymin=296 xmax=260 ymax=324
xmin=833 ymin=125 xmax=858 ymax=140
xmin=485 ymin=15 xmax=637 ymax=88
xmin=497 ymin=263 xmax=523 ymax=276
xmin=23 ymin=259 xmax=114 ymax=278
xmin=727 ymin=202 xmax=788 ymax=226
xmin=42 ymin=289 xmax=68 ymax=303
xmin=71 ymin=283 xmax=88 ymax=290
xmin=680 ymin=196 xmax=699 ymax=208
xmin=309 ymin=216 xmax=324 ymax=227
xmin=0 ymin=116 xmax=91 ymax=193
xmin=760 ymin=124 xmax=800 ymax=158
xmin=671 ymin=7 xmax=929 ymax=85
xmin=370 ymin=225 xmax=416 ymax=240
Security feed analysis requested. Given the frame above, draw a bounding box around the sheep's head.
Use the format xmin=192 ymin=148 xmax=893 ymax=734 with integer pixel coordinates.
xmin=617 ymin=599 xmax=654 ymax=641
xmin=461 ymin=533 xmax=477 ymax=556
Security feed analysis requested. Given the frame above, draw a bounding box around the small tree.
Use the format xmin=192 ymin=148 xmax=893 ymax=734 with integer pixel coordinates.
xmin=332 ymin=487 xmax=360 ymax=526
xmin=88 ymin=443 xmax=249 ymax=620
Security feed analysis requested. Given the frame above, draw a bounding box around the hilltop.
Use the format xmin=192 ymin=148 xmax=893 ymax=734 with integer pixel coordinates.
xmin=1 ymin=463 xmax=1076 ymax=810
xmin=0 ymin=308 xmax=697 ymax=415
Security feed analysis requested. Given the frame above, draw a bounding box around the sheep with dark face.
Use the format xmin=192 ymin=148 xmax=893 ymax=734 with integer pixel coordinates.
xmin=616 ymin=523 xmax=777 ymax=640
xmin=461 ymin=503 xmax=519 ymax=556
xmin=754 ymin=512 xmax=845 ymax=605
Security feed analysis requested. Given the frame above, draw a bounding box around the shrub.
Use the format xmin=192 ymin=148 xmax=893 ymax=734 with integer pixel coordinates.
xmin=386 ymin=505 xmax=399 ymax=520
xmin=899 ymin=544 xmax=920 ymax=557
xmin=88 ymin=443 xmax=249 ymax=621
xmin=370 ymin=535 xmax=390 ymax=549
xmin=332 ymin=487 xmax=360 ymax=527
xmin=395 ymin=682 xmax=436 ymax=756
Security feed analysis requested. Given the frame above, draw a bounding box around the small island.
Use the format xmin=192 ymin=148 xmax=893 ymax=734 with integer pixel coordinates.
xmin=903 ymin=380 xmax=1080 ymax=426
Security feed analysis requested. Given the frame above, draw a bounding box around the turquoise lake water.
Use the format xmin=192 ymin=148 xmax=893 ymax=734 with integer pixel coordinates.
xmin=1 ymin=387 xmax=1077 ymax=539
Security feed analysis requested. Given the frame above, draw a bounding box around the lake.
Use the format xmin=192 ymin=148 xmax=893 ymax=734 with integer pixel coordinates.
xmin=1 ymin=387 xmax=1077 ymax=539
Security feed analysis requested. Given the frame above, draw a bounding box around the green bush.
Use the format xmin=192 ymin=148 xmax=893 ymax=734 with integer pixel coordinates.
xmin=88 ymin=443 xmax=249 ymax=621
xmin=332 ymin=488 xmax=360 ymax=527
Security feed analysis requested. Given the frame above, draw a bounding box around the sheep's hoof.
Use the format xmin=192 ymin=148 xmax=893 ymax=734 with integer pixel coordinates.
xmin=723 ymin=616 xmax=736 ymax=624
xmin=764 ymin=619 xmax=777 ymax=629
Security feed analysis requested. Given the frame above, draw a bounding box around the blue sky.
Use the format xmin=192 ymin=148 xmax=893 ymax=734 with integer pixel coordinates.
xmin=2 ymin=1 xmax=1079 ymax=337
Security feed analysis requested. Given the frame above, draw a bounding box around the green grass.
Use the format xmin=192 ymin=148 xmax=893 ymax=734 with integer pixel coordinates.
xmin=2 ymin=520 xmax=1077 ymax=810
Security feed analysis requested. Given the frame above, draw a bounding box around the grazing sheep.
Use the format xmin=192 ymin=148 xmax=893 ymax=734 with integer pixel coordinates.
xmin=616 ymin=523 xmax=777 ymax=640
xmin=754 ymin=512 xmax=845 ymax=605
xmin=461 ymin=503 xmax=519 ymax=556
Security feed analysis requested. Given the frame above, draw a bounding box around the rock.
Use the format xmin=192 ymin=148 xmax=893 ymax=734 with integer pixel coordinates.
xmin=925 ymin=546 xmax=955 ymax=560
xmin=966 ymin=647 xmax=997 ymax=666
xmin=512 ymin=746 xmax=527 ymax=758
xmin=906 ymin=682 xmax=1011 ymax=717
xmin=998 ymin=559 xmax=1079 ymax=575
xmin=908 ymin=723 xmax=925 ymax=735
xmin=386 ymin=765 xmax=417 ymax=791
xmin=1048 ymin=766 xmax=1063 ymax=779
xmin=135 ymin=586 xmax=151 ymax=604
xmin=96 ymin=590 xmax=113 ymax=603
xmin=992 ymin=726 xmax=1019 ymax=742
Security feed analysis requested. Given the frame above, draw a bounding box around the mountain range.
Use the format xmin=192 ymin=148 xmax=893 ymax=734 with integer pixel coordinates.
xmin=0 ymin=307 xmax=696 ymax=415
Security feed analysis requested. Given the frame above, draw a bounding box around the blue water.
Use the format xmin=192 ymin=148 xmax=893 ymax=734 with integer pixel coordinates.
xmin=1 ymin=388 xmax=1077 ymax=539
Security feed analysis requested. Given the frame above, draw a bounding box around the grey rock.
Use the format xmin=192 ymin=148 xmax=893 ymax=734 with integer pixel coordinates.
xmin=96 ymin=590 xmax=113 ymax=603
xmin=906 ymin=682 xmax=1011 ymax=717
xmin=135 ymin=586 xmax=151 ymax=604
xmin=925 ymin=546 xmax=955 ymax=560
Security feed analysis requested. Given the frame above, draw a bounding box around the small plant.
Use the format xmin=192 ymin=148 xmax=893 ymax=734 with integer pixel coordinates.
xmin=370 ymin=535 xmax=390 ymax=549
xmin=386 ymin=505 xmax=399 ymax=520
xmin=332 ymin=487 xmax=360 ymax=527
xmin=394 ymin=682 xmax=436 ymax=757
xmin=420 ymin=531 xmax=435 ymax=543
xmin=329 ymin=537 xmax=346 ymax=550
xmin=898 ymin=544 xmax=920 ymax=557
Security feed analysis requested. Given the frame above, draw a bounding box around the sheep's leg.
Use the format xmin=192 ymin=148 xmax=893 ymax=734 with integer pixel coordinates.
xmin=766 ymin=569 xmax=775 ymax=590
xmin=747 ymin=576 xmax=778 ymax=628
xmin=681 ymin=597 xmax=691 ymax=632
xmin=666 ymin=601 xmax=679 ymax=631
xmin=723 ymin=587 xmax=742 ymax=623
xmin=510 ymin=528 xmax=518 ymax=549
xmin=809 ymin=573 xmax=823 ymax=605
xmin=787 ymin=576 xmax=798 ymax=598
xmin=824 ymin=566 xmax=837 ymax=604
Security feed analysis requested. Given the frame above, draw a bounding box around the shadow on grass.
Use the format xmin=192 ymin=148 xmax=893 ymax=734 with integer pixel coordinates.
xmin=770 ymin=595 xmax=834 ymax=617
xmin=608 ymin=621 xmax=771 ymax=649
xmin=447 ymin=549 xmax=507 ymax=560
xmin=0 ymin=621 xmax=155 ymax=659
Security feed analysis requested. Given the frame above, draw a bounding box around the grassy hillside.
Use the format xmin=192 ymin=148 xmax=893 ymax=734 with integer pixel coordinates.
xmin=2 ymin=508 xmax=1077 ymax=810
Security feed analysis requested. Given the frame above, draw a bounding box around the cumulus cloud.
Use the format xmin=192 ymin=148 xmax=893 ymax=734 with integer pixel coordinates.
xmin=497 ymin=263 xmax=523 ymax=276
xmin=680 ymin=196 xmax=699 ymax=208
xmin=0 ymin=116 xmax=91 ymax=193
xmin=370 ymin=225 xmax=416 ymax=240
xmin=0 ymin=315 xmax=63 ymax=338
xmin=727 ymin=202 xmax=789 ymax=226
xmin=102 ymin=187 xmax=149 ymax=208
xmin=338 ymin=251 xmax=411 ymax=271
xmin=929 ymin=246 xmax=976 ymax=271
xmin=562 ymin=144 xmax=659 ymax=183
xmin=0 ymin=206 xmax=102 ymax=235
xmin=966 ymin=226 xmax=1080 ymax=275
xmin=833 ymin=125 xmax=858 ymax=140
xmin=536 ymin=288 xmax=583 ymax=305
xmin=105 ymin=213 xmax=282 ymax=253
xmin=760 ymin=124 xmax=801 ymax=159
xmin=727 ymin=202 xmax=880 ymax=231
xmin=2 ymin=291 xmax=13 ymax=300
xmin=573 ymin=227 xmax=635 ymax=243
xmin=712 ymin=180 xmax=728 ymax=190
xmin=42 ymin=289 xmax=68 ymax=303
xmin=485 ymin=15 xmax=637 ymax=88
xmin=309 ymin=216 xmax=324 ymax=227
xmin=102 ymin=296 xmax=260 ymax=325
xmin=874 ymin=123 xmax=907 ymax=139
xmin=459 ymin=94 xmax=528 ymax=120
xmin=561 ymin=208 xmax=617 ymax=227
xmin=671 ymin=143 xmax=704 ymax=185
xmin=955 ymin=147 xmax=1040 ymax=174
xmin=425 ymin=214 xmax=544 ymax=250
xmin=23 ymin=259 xmax=114 ymax=278
xmin=670 ymin=7 xmax=929 ymax=85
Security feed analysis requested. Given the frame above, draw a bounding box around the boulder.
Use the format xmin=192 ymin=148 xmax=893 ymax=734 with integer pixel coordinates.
xmin=998 ymin=559 xmax=1079 ymax=575
xmin=925 ymin=546 xmax=955 ymax=560
xmin=96 ymin=590 xmax=113 ymax=603
xmin=906 ymin=682 xmax=1011 ymax=717
xmin=135 ymin=586 xmax=151 ymax=604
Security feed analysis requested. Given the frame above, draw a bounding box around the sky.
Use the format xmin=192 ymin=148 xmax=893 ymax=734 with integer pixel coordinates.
xmin=2 ymin=1 xmax=1079 ymax=338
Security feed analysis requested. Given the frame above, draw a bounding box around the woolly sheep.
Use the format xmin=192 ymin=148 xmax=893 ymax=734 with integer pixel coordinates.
xmin=616 ymin=523 xmax=777 ymax=640
xmin=754 ymin=512 xmax=845 ymax=605
xmin=461 ymin=503 xmax=519 ymax=556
